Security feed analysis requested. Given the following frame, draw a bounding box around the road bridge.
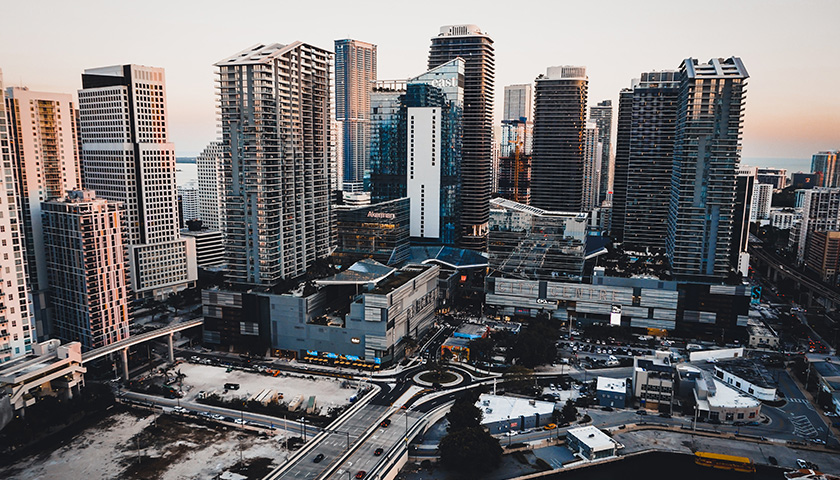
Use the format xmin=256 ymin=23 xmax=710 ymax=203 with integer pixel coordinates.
xmin=82 ymin=318 xmax=203 ymax=378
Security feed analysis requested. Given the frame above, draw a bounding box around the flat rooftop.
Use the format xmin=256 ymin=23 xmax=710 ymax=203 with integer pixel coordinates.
xmin=453 ymin=323 xmax=488 ymax=339
xmin=567 ymin=425 xmax=614 ymax=452
xmin=708 ymin=377 xmax=760 ymax=409
xmin=369 ymin=264 xmax=432 ymax=294
xmin=716 ymin=358 xmax=775 ymax=389
xmin=476 ymin=394 xmax=556 ymax=426
xmin=596 ymin=377 xmax=627 ymax=394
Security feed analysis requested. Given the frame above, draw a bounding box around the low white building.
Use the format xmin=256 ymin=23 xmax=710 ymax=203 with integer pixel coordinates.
xmin=476 ymin=394 xmax=557 ymax=434
xmin=694 ymin=370 xmax=761 ymax=423
xmin=747 ymin=317 xmax=779 ymax=349
xmin=566 ymin=425 xmax=620 ymax=460
xmin=714 ymin=359 xmax=777 ymax=401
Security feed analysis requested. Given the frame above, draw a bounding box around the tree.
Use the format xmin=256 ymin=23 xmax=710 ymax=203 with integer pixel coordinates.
xmin=439 ymin=426 xmax=503 ymax=478
xmin=446 ymin=390 xmax=482 ymax=433
xmin=561 ymin=399 xmax=578 ymax=423
xmin=502 ymin=365 xmax=535 ymax=394
xmin=467 ymin=337 xmax=496 ymax=363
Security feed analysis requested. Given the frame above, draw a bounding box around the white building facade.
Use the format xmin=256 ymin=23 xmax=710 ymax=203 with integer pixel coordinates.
xmin=0 ymin=70 xmax=36 ymax=361
xmin=196 ymin=141 xmax=225 ymax=231
xmin=178 ymin=182 xmax=198 ymax=224
xmin=750 ymin=183 xmax=773 ymax=222
xmin=797 ymin=187 xmax=840 ymax=263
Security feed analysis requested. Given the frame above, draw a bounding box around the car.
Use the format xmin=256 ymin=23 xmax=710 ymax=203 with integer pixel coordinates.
xmin=733 ymin=421 xmax=745 ymax=426
xmin=504 ymin=431 xmax=518 ymax=437
xmin=313 ymin=453 xmax=325 ymax=463
xmin=768 ymin=456 xmax=778 ymax=466
xmin=797 ymin=459 xmax=809 ymax=469
xmin=658 ymin=413 xmax=671 ymax=419
xmin=603 ymin=406 xmax=614 ymax=412
xmin=544 ymin=423 xmax=557 ymax=430
xmin=708 ymin=418 xmax=721 ymax=425
xmin=374 ymin=448 xmax=384 ymax=456
xmin=234 ymin=418 xmax=246 ymax=425
xmin=636 ymin=410 xmax=647 ymax=416
xmin=380 ymin=419 xmax=391 ymax=428
xmin=355 ymin=471 xmax=367 ymax=479
xmin=173 ymin=406 xmax=187 ymax=414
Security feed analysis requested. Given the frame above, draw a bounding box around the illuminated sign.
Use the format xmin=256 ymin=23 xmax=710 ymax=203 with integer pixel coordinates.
xmin=374 ymin=357 xmax=382 ymax=365
xmin=429 ymin=77 xmax=457 ymax=89
xmin=367 ymin=211 xmax=396 ymax=220
xmin=345 ymin=355 xmax=360 ymax=362
xmin=351 ymin=337 xmax=361 ymax=344
xmin=306 ymin=350 xmax=318 ymax=356
xmin=325 ymin=352 xmax=338 ymax=359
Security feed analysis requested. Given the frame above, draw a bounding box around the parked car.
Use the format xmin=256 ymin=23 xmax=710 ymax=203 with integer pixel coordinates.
xmin=544 ymin=423 xmax=557 ymax=430
xmin=768 ymin=456 xmax=778 ymax=466
xmin=636 ymin=410 xmax=647 ymax=416
xmin=313 ymin=453 xmax=325 ymax=463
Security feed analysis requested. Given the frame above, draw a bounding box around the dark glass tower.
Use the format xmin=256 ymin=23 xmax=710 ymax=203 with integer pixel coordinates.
xmin=611 ymin=88 xmax=633 ymax=241
xmin=335 ymin=39 xmax=376 ymax=193
xmin=622 ymin=71 xmax=679 ymax=251
xmin=428 ymin=24 xmax=494 ymax=250
xmin=590 ymin=100 xmax=613 ymax=205
xmin=667 ymin=57 xmax=749 ymax=282
xmin=531 ymin=66 xmax=588 ymax=212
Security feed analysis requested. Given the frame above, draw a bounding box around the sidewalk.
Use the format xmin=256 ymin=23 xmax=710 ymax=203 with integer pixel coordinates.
xmin=786 ymin=366 xmax=840 ymax=443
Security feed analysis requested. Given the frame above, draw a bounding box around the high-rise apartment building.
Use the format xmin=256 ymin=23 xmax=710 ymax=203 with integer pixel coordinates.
xmin=667 ymin=57 xmax=749 ymax=282
xmin=216 ymin=43 xmax=332 ymax=286
xmin=335 ymin=39 xmax=376 ymax=193
xmin=582 ymin=121 xmax=601 ymax=211
xmin=812 ymin=151 xmax=839 ymax=188
xmin=428 ymin=24 xmax=494 ymax=250
xmin=196 ymin=141 xmax=224 ymax=231
xmin=78 ymin=64 xmax=197 ymax=299
xmin=178 ymin=182 xmax=198 ymax=225
xmin=0 ymin=69 xmax=36 ymax=361
xmin=5 ymin=87 xmax=82 ymax=338
xmin=369 ymin=59 xmax=464 ymax=246
xmin=756 ymin=168 xmax=787 ymax=189
xmin=503 ymin=84 xmax=532 ymax=121
xmin=732 ymin=173 xmax=754 ymax=275
xmin=42 ymin=190 xmax=129 ymax=350
xmin=611 ymin=88 xmax=633 ymax=242
xmin=590 ymin=100 xmax=613 ymax=205
xmin=531 ymin=66 xmax=588 ymax=212
xmin=750 ymin=183 xmax=773 ymax=222
xmin=797 ymin=188 xmax=840 ymax=263
xmin=614 ymin=71 xmax=679 ymax=250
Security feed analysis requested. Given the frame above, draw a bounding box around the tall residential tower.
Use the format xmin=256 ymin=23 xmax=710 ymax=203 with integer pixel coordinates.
xmin=589 ymin=100 xmax=613 ymax=205
xmin=428 ymin=24 xmax=494 ymax=250
xmin=666 ymin=57 xmax=749 ymax=282
xmin=216 ymin=43 xmax=332 ymax=286
xmin=531 ymin=66 xmax=588 ymax=212
xmin=335 ymin=39 xmax=376 ymax=193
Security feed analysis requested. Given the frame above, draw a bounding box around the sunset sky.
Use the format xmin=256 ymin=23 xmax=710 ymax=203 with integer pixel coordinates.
xmin=2 ymin=0 xmax=837 ymax=164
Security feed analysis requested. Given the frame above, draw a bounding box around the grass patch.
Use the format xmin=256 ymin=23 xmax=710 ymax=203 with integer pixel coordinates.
xmin=418 ymin=370 xmax=457 ymax=384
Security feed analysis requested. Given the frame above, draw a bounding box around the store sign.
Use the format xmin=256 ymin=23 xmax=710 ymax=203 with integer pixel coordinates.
xmin=367 ymin=211 xmax=396 ymax=220
xmin=610 ymin=305 xmax=622 ymax=326
xmin=429 ymin=77 xmax=457 ymax=89
xmin=351 ymin=337 xmax=361 ymax=344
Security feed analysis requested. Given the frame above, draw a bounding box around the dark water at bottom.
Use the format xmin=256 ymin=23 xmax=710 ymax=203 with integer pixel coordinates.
xmin=541 ymin=452 xmax=787 ymax=479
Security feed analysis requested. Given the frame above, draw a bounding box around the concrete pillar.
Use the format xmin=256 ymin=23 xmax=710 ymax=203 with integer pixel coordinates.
xmin=168 ymin=333 xmax=175 ymax=363
xmin=121 ymin=347 xmax=130 ymax=380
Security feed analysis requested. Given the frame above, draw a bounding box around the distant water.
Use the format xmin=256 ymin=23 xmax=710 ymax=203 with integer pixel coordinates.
xmin=544 ymin=452 xmax=785 ymax=479
xmin=176 ymin=159 xmax=197 ymax=187
xmin=742 ymin=157 xmax=811 ymax=173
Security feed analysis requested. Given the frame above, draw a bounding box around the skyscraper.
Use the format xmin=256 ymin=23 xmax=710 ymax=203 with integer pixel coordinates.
xmin=582 ymin=121 xmax=600 ymax=211
xmin=610 ymin=87 xmax=633 ymax=242
xmin=216 ymin=43 xmax=332 ymax=286
xmin=196 ymin=140 xmax=225 ymax=231
xmin=531 ymin=66 xmax=588 ymax=212
xmin=503 ymin=84 xmax=532 ymax=121
xmin=0 ymin=69 xmax=36 ymax=361
xmin=498 ymin=84 xmax=533 ymax=204
xmin=750 ymin=183 xmax=773 ymax=222
xmin=428 ymin=24 xmax=494 ymax=250
xmin=178 ymin=182 xmax=199 ymax=225
xmin=731 ymin=172 xmax=754 ymax=275
xmin=797 ymin=188 xmax=840 ymax=263
xmin=667 ymin=57 xmax=749 ymax=282
xmin=369 ymin=59 xmax=464 ymax=246
xmin=5 ymin=87 xmax=82 ymax=338
xmin=42 ymin=190 xmax=129 ymax=350
xmin=616 ymin=71 xmax=679 ymax=251
xmin=78 ymin=64 xmax=197 ymax=298
xmin=590 ymin=100 xmax=613 ymax=205
xmin=335 ymin=39 xmax=376 ymax=193
xmin=812 ymin=150 xmax=839 ymax=187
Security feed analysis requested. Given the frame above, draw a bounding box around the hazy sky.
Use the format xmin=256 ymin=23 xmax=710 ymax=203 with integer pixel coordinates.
xmin=2 ymin=0 xmax=837 ymax=161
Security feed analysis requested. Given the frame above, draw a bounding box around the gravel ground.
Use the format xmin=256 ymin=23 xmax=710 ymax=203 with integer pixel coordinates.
xmin=177 ymin=363 xmax=355 ymax=413
xmin=0 ymin=410 xmax=288 ymax=480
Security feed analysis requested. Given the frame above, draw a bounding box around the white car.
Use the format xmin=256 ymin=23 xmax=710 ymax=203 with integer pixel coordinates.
xmin=234 ymin=418 xmax=246 ymax=425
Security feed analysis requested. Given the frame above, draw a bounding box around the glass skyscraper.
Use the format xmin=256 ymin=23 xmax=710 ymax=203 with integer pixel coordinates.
xmin=667 ymin=57 xmax=749 ymax=282
xmin=370 ymin=59 xmax=464 ymax=246
xmin=335 ymin=39 xmax=376 ymax=193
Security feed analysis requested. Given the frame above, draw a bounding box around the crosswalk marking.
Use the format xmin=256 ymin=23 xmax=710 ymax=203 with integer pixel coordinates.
xmin=791 ymin=415 xmax=818 ymax=437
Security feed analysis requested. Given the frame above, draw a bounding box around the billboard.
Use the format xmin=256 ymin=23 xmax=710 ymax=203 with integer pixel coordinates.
xmin=610 ymin=305 xmax=622 ymax=326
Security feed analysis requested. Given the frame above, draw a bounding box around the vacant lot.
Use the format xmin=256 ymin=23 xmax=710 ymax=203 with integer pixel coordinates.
xmin=0 ymin=408 xmax=286 ymax=480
